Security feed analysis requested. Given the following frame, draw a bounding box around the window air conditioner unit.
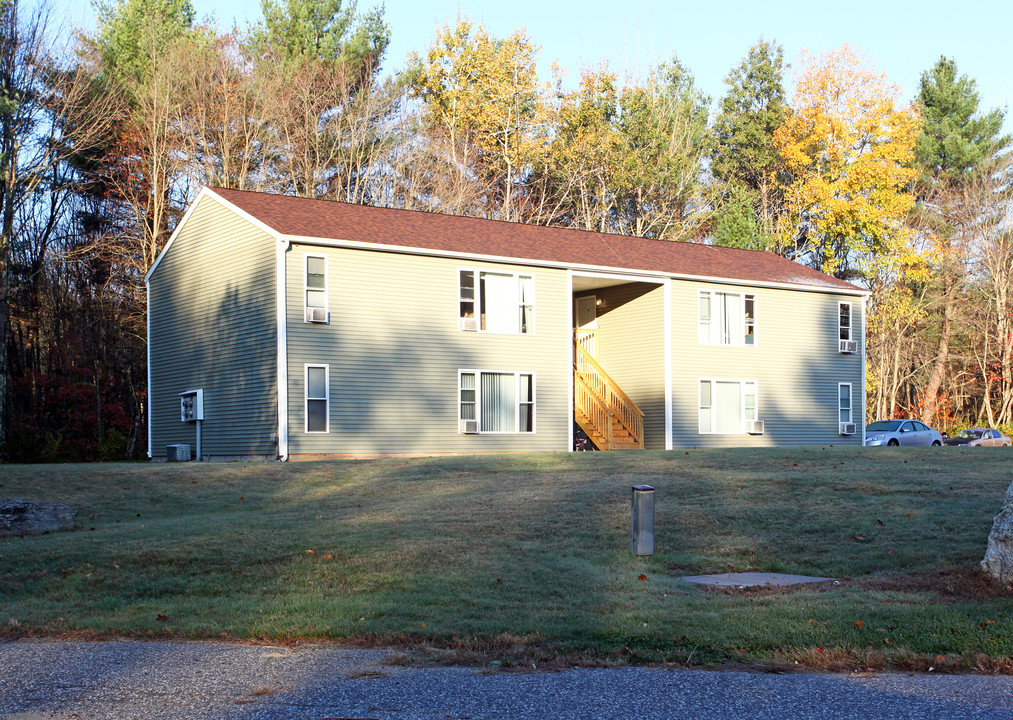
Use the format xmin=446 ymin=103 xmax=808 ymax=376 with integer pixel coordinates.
xmin=459 ymin=419 xmax=479 ymax=434
xmin=840 ymin=422 xmax=857 ymax=435
xmin=460 ymin=316 xmax=478 ymax=331
xmin=839 ymin=340 xmax=858 ymax=354
xmin=305 ymin=307 xmax=328 ymax=324
xmin=746 ymin=420 xmax=765 ymax=435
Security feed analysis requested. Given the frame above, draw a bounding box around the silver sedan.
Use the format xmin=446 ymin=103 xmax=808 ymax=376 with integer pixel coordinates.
xmin=944 ymin=428 xmax=1012 ymax=447
xmin=865 ymin=419 xmax=943 ymax=447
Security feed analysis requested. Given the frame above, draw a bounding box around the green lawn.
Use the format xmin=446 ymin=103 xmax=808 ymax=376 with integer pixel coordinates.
xmin=1 ymin=448 xmax=1012 ymax=670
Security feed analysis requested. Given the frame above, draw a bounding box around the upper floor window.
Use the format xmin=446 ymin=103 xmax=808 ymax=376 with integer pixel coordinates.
xmin=699 ymin=290 xmax=756 ymax=346
xmin=459 ymin=270 xmax=534 ymax=334
xmin=839 ymin=302 xmax=852 ymax=341
xmin=305 ymin=255 xmax=328 ymax=323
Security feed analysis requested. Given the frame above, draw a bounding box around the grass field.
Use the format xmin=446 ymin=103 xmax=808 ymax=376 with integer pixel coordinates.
xmin=1 ymin=448 xmax=1012 ymax=671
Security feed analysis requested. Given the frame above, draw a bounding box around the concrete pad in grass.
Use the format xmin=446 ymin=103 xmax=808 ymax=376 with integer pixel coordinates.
xmin=679 ymin=572 xmax=835 ymax=588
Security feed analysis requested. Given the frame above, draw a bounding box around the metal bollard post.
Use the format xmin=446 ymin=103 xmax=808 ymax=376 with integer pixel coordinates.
xmin=631 ymin=485 xmax=655 ymax=556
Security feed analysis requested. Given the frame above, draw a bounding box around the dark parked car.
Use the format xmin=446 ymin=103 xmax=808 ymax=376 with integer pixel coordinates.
xmin=865 ymin=419 xmax=943 ymax=446
xmin=943 ymin=428 xmax=1012 ymax=447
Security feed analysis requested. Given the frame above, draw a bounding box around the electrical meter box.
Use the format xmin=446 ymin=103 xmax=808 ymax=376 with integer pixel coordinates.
xmin=180 ymin=389 xmax=204 ymax=422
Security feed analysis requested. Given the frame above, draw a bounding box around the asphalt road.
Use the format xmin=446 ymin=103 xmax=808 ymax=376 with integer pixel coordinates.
xmin=2 ymin=640 xmax=1013 ymax=719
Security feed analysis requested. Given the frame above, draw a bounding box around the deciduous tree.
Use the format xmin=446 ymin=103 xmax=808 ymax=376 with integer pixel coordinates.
xmin=408 ymin=18 xmax=545 ymax=220
xmin=774 ymin=45 xmax=921 ymax=280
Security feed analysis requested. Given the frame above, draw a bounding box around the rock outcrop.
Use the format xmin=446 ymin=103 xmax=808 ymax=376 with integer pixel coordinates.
xmin=982 ymin=481 xmax=1013 ymax=583
xmin=0 ymin=500 xmax=77 ymax=537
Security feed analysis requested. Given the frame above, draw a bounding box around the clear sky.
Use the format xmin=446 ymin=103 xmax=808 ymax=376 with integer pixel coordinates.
xmin=61 ymin=0 xmax=1012 ymax=128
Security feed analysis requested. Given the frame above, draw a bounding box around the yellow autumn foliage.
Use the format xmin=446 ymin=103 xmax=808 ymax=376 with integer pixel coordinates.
xmin=774 ymin=45 xmax=922 ymax=278
xmin=408 ymin=18 xmax=547 ymax=218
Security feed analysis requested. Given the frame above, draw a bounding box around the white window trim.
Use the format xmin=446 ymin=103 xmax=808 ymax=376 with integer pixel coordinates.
xmin=304 ymin=363 xmax=329 ymax=434
xmin=839 ymin=382 xmax=853 ymax=424
xmin=698 ymin=289 xmax=757 ymax=348
xmin=698 ymin=378 xmax=758 ymax=434
xmin=304 ymin=253 xmax=328 ymax=315
xmin=839 ymin=301 xmax=852 ymax=343
xmin=458 ymin=369 xmax=536 ymax=434
xmin=458 ymin=267 xmax=536 ymax=335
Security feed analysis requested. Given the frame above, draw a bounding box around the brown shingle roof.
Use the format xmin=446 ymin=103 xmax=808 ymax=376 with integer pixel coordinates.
xmin=209 ymin=187 xmax=862 ymax=293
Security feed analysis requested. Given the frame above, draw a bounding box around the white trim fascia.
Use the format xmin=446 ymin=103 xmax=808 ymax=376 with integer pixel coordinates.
xmin=146 ymin=187 xmax=286 ymax=282
xmin=282 ymin=233 xmax=871 ymax=297
xmin=567 ymin=270 xmax=574 ymax=453
xmin=663 ymin=278 xmax=672 ymax=450
xmin=145 ymin=275 xmax=152 ymax=459
xmin=276 ymin=237 xmax=290 ymax=460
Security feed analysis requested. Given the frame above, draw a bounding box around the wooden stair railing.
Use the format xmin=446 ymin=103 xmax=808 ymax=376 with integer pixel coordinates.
xmin=575 ymin=328 xmax=598 ymax=359
xmin=574 ymin=375 xmax=612 ymax=450
xmin=573 ymin=333 xmax=644 ymax=450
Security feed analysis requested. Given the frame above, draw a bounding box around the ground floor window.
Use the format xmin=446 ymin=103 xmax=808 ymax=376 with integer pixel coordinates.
xmin=699 ymin=379 xmax=757 ymax=434
xmin=839 ymin=383 xmax=852 ymax=424
xmin=459 ymin=370 xmax=534 ymax=433
xmin=305 ymin=364 xmax=329 ymax=433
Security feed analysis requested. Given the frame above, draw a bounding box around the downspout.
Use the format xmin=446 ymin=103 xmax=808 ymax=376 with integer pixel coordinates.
xmin=145 ymin=276 xmax=152 ymax=459
xmin=861 ymin=294 xmax=868 ymax=446
xmin=276 ymin=236 xmax=290 ymax=460
xmin=663 ymin=278 xmax=672 ymax=451
xmin=567 ymin=270 xmax=574 ymax=452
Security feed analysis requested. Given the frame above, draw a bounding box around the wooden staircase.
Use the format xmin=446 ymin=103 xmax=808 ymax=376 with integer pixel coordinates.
xmin=574 ymin=330 xmax=644 ymax=450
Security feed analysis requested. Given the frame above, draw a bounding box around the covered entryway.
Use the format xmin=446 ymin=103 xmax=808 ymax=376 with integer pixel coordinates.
xmin=571 ymin=273 xmax=669 ymax=451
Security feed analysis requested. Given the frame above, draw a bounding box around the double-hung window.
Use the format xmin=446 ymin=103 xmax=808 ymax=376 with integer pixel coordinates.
xmin=459 ymin=270 xmax=534 ymax=334
xmin=839 ymin=303 xmax=852 ymax=342
xmin=305 ymin=255 xmax=328 ymax=323
xmin=698 ymin=290 xmax=756 ymax=346
xmin=305 ymin=364 xmax=329 ymax=433
xmin=698 ymin=379 xmax=757 ymax=434
xmin=838 ymin=383 xmax=852 ymax=425
xmin=459 ymin=370 xmax=534 ymax=433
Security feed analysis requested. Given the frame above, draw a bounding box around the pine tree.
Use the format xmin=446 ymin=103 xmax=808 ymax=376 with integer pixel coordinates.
xmin=710 ymin=40 xmax=786 ymax=242
xmin=915 ymin=56 xmax=1010 ymax=187
xmin=913 ymin=56 xmax=1010 ymax=426
xmin=711 ymin=40 xmax=786 ymax=189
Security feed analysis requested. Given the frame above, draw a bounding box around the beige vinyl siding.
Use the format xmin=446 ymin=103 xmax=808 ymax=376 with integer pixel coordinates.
xmin=148 ymin=196 xmax=278 ymax=458
xmin=579 ymin=283 xmax=666 ymax=449
xmin=285 ymin=245 xmax=570 ymax=455
xmin=671 ymin=281 xmax=864 ymax=448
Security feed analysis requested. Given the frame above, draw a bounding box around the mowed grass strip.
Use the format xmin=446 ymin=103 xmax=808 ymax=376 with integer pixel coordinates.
xmin=1 ymin=448 xmax=1011 ymax=670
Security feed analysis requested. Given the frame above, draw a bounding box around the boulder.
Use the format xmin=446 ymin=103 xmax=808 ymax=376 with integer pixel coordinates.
xmin=0 ymin=500 xmax=77 ymax=537
xmin=982 ymin=480 xmax=1013 ymax=583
